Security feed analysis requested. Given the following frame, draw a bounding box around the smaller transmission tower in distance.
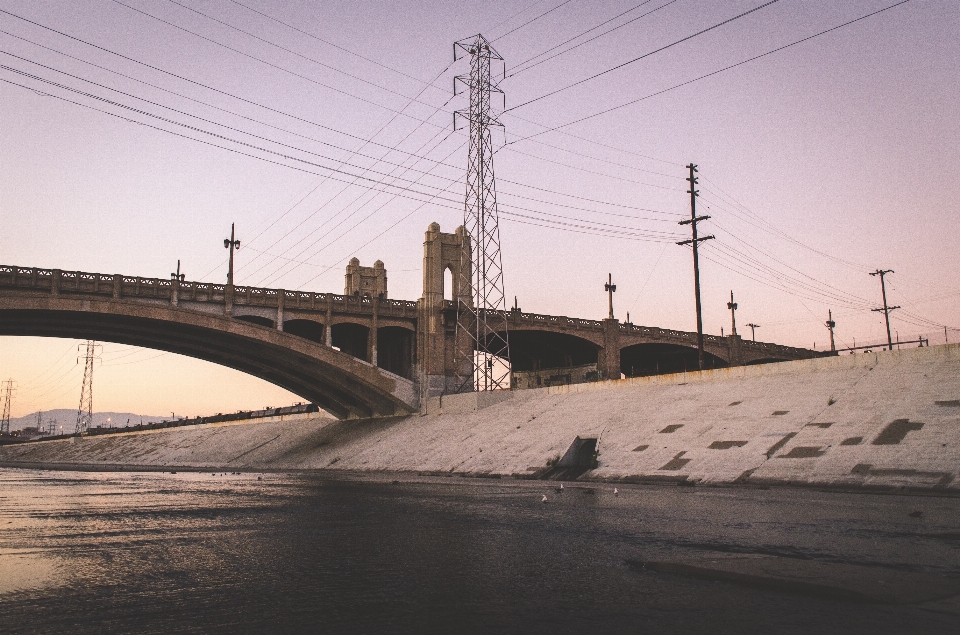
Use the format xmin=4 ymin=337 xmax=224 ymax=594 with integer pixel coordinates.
xmin=75 ymin=340 xmax=99 ymax=435
xmin=0 ymin=379 xmax=14 ymax=435
xmin=452 ymin=34 xmax=511 ymax=392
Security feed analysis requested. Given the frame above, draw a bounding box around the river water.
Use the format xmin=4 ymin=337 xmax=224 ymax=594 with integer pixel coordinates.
xmin=1 ymin=468 xmax=959 ymax=634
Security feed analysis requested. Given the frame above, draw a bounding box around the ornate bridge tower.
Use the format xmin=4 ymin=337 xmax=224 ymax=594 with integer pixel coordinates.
xmin=417 ymin=223 xmax=471 ymax=400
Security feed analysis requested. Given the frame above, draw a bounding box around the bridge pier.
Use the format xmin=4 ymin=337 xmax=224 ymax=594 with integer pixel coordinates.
xmin=725 ymin=334 xmax=745 ymax=366
xmin=599 ymin=318 xmax=621 ymax=380
xmin=276 ymin=290 xmax=284 ymax=331
xmin=368 ymin=298 xmax=378 ymax=366
xmin=325 ymin=295 xmax=333 ymax=346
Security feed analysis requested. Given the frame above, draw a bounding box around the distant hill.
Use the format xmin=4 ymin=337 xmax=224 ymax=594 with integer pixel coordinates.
xmin=6 ymin=410 xmax=164 ymax=433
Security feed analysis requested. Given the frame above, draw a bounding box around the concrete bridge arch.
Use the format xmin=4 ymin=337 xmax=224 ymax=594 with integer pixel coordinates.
xmin=0 ymin=295 xmax=416 ymax=419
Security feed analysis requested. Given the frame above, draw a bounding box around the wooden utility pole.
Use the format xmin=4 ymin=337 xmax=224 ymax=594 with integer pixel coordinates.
xmin=870 ymin=269 xmax=899 ymax=351
xmin=677 ymin=164 xmax=714 ymax=369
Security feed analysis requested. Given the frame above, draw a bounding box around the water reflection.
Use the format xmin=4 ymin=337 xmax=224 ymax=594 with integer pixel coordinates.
xmin=0 ymin=469 xmax=958 ymax=634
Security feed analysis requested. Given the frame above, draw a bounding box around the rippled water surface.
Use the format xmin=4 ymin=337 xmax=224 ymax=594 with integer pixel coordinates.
xmin=1 ymin=469 xmax=959 ymax=634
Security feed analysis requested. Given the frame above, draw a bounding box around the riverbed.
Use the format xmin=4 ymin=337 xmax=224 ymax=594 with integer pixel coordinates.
xmin=1 ymin=468 xmax=959 ymax=634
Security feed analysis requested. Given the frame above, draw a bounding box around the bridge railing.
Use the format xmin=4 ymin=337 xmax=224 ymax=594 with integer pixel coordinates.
xmin=619 ymin=320 xmax=820 ymax=357
xmin=0 ymin=265 xmax=419 ymax=317
xmin=173 ymin=280 xmax=226 ymax=302
xmin=505 ymin=310 xmax=605 ymax=331
xmin=121 ymin=275 xmax=173 ymax=299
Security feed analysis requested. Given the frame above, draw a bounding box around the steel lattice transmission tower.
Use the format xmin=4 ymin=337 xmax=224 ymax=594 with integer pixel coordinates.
xmin=0 ymin=379 xmax=14 ymax=436
xmin=75 ymin=340 xmax=98 ymax=435
xmin=452 ymin=34 xmax=511 ymax=392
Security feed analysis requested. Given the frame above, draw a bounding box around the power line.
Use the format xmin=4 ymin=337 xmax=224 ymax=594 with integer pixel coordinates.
xmin=0 ymin=12 xmax=457 ymax=165
xmin=508 ymin=0 xmax=673 ymax=76
xmin=0 ymin=65 xmax=464 ymax=202
xmin=157 ymin=0 xmax=444 ymax=107
xmin=506 ymin=0 xmax=914 ymax=141
xmin=222 ymin=0 xmax=449 ymax=92
xmin=0 ymin=23 xmax=688 ymax=226
xmin=507 ymin=0 xmax=781 ymax=110
xmin=230 ymin=74 xmax=461 ymax=283
xmin=254 ymin=129 xmax=462 ymax=287
xmin=107 ymin=0 xmax=454 ymax=127
xmin=492 ymin=0 xmax=579 ymax=42
xmin=500 ymin=144 xmax=684 ymax=191
xmin=697 ymin=185 xmax=870 ymax=272
xmin=0 ymin=68 xmax=683 ymax=287
xmin=0 ymin=55 xmax=457 ymax=191
xmin=0 ymin=26 xmax=689 ymax=265
xmin=486 ymin=0 xmax=553 ymax=36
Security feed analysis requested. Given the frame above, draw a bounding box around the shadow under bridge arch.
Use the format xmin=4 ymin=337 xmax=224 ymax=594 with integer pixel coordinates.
xmin=498 ymin=330 xmax=600 ymax=372
xmin=620 ymin=342 xmax=729 ymax=377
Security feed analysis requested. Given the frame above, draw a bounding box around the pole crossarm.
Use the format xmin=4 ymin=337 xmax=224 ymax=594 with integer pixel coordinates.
xmin=677 ymin=235 xmax=715 ymax=246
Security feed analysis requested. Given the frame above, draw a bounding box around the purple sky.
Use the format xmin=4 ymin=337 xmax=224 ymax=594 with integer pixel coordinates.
xmin=2 ymin=0 xmax=957 ymax=417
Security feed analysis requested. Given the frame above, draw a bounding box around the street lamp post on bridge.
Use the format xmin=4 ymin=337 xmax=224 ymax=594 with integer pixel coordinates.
xmin=605 ymin=273 xmax=616 ymax=320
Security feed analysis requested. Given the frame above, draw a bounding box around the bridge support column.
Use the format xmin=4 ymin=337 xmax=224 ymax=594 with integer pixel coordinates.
xmin=224 ymin=283 xmax=234 ymax=315
xmin=369 ymin=298 xmax=379 ymax=366
xmin=599 ymin=318 xmax=621 ymax=380
xmin=726 ymin=334 xmax=744 ymax=366
xmin=51 ymin=269 xmax=60 ymax=296
xmin=276 ymin=290 xmax=284 ymax=331
xmin=112 ymin=274 xmax=122 ymax=300
xmin=170 ymin=278 xmax=179 ymax=307
xmin=325 ymin=294 xmax=333 ymax=346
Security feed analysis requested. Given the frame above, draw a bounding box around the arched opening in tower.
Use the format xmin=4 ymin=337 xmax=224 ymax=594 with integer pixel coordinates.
xmin=443 ymin=266 xmax=454 ymax=302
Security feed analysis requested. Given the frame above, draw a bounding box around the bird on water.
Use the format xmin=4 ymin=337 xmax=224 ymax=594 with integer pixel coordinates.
xmin=541 ymin=494 xmax=548 ymax=503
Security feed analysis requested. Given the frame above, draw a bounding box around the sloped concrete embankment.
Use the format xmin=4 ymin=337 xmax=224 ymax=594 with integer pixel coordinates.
xmin=2 ymin=344 xmax=959 ymax=491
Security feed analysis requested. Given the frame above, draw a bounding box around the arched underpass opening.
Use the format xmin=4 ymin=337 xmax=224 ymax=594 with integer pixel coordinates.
xmin=620 ymin=343 xmax=728 ymax=377
xmin=331 ymin=323 xmax=369 ymax=362
xmin=235 ymin=315 xmax=274 ymax=328
xmin=503 ymin=330 xmax=599 ymax=371
xmin=500 ymin=330 xmax=600 ymax=389
xmin=377 ymin=326 xmax=413 ymax=379
xmin=284 ymin=319 xmax=326 ymax=345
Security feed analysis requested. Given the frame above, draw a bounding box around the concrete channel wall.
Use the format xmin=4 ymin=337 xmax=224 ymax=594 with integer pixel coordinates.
xmin=2 ymin=344 xmax=959 ymax=492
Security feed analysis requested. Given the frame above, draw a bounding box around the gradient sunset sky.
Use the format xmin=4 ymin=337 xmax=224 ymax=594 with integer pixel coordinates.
xmin=1 ymin=0 xmax=957 ymax=418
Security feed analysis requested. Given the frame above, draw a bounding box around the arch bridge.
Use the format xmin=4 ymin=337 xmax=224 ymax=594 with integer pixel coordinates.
xmin=0 ymin=225 xmax=825 ymax=417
